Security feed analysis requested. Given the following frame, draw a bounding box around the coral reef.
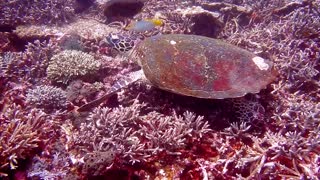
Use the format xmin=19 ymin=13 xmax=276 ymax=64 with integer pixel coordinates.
xmin=0 ymin=0 xmax=319 ymax=179
xmin=0 ymin=0 xmax=75 ymax=26
xmin=0 ymin=40 xmax=58 ymax=82
xmin=26 ymin=85 xmax=67 ymax=112
xmin=0 ymin=104 xmax=56 ymax=177
xmin=47 ymin=50 xmax=101 ymax=84
xmin=67 ymin=100 xmax=211 ymax=176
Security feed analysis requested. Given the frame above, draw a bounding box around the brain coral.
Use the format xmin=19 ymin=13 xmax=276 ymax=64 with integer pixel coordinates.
xmin=26 ymin=85 xmax=67 ymax=111
xmin=47 ymin=50 xmax=101 ymax=84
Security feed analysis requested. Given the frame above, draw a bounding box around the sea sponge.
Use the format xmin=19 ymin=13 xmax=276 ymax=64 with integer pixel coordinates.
xmin=26 ymin=85 xmax=67 ymax=111
xmin=47 ymin=50 xmax=101 ymax=84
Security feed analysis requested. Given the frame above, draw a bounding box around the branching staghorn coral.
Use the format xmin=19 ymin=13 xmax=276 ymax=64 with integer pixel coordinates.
xmin=23 ymin=40 xmax=59 ymax=81
xmin=1 ymin=52 xmax=25 ymax=80
xmin=0 ymin=0 xmax=319 ymax=179
xmin=271 ymin=89 xmax=320 ymax=133
xmin=184 ymin=126 xmax=319 ymax=179
xmin=1 ymin=40 xmax=58 ymax=83
xmin=66 ymin=100 xmax=211 ymax=175
xmin=240 ymin=131 xmax=320 ymax=179
xmin=0 ymin=0 xmax=75 ymax=26
xmin=0 ymin=104 xmax=56 ymax=177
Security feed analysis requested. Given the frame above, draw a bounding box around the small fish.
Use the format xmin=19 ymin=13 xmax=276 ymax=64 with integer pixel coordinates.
xmin=125 ymin=19 xmax=163 ymax=32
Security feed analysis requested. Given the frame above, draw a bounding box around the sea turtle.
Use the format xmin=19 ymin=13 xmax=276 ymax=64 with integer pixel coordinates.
xmin=79 ymin=34 xmax=277 ymax=111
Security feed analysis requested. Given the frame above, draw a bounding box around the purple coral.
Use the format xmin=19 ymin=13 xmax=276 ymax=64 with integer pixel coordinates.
xmin=1 ymin=40 xmax=58 ymax=82
xmin=0 ymin=0 xmax=75 ymax=26
xmin=0 ymin=104 xmax=55 ymax=177
xmin=0 ymin=0 xmax=319 ymax=179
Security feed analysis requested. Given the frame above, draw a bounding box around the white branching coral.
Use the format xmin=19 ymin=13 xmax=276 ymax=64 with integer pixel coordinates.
xmin=0 ymin=0 xmax=75 ymax=26
xmin=1 ymin=52 xmax=24 ymax=78
xmin=26 ymin=85 xmax=67 ymax=111
xmin=47 ymin=50 xmax=101 ymax=84
xmin=68 ymin=100 xmax=211 ymax=169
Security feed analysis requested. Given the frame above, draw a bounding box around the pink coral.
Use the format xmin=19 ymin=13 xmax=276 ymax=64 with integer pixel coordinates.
xmin=0 ymin=0 xmax=75 ymax=26
xmin=0 ymin=104 xmax=56 ymax=177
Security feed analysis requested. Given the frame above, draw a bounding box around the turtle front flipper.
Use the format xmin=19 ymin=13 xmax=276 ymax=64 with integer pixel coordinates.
xmin=78 ymin=70 xmax=145 ymax=112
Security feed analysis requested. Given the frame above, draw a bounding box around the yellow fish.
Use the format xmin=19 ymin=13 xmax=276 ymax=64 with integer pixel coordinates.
xmin=125 ymin=19 xmax=163 ymax=32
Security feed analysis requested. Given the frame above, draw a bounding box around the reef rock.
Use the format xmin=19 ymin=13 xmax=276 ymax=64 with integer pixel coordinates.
xmin=174 ymin=6 xmax=223 ymax=37
xmin=14 ymin=19 xmax=118 ymax=41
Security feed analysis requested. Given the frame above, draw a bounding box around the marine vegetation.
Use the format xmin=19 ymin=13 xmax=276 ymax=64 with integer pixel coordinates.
xmin=0 ymin=0 xmax=319 ymax=179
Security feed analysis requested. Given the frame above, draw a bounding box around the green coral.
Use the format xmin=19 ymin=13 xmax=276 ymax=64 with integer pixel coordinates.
xmin=47 ymin=50 xmax=101 ymax=84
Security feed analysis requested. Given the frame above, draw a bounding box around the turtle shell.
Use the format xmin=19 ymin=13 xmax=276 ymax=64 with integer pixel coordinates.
xmin=133 ymin=34 xmax=278 ymax=99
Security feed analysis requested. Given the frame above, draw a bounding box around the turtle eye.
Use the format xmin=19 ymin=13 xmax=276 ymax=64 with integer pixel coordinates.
xmin=106 ymin=33 xmax=120 ymax=45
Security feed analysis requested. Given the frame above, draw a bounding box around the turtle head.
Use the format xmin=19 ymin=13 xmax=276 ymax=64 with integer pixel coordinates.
xmin=103 ymin=33 xmax=135 ymax=53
